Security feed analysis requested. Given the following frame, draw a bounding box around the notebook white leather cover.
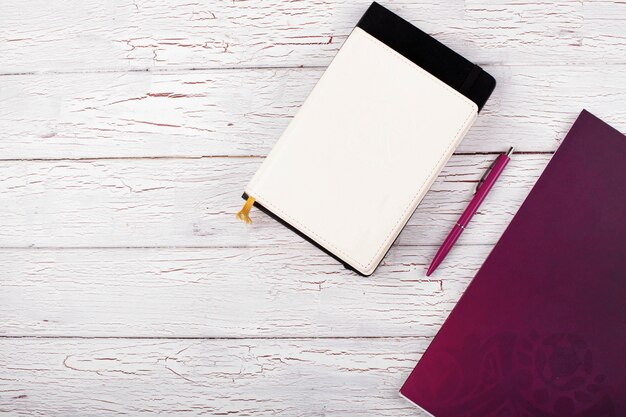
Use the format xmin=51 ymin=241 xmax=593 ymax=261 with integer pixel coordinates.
xmin=244 ymin=27 xmax=478 ymax=275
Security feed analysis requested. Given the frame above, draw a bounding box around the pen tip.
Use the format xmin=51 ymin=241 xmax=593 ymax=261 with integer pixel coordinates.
xmin=425 ymin=267 xmax=433 ymax=277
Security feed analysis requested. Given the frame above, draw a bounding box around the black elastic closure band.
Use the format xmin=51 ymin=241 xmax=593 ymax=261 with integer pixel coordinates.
xmin=460 ymin=64 xmax=482 ymax=95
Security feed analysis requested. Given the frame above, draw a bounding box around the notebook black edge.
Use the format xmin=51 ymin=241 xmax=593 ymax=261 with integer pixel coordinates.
xmin=242 ymin=192 xmax=384 ymax=276
xmin=357 ymin=2 xmax=496 ymax=111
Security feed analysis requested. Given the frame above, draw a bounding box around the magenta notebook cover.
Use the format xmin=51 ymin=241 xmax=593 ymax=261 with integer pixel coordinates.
xmin=400 ymin=110 xmax=626 ymax=417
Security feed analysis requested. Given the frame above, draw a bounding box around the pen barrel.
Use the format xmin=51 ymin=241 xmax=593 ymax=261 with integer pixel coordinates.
xmin=458 ymin=155 xmax=510 ymax=226
xmin=427 ymin=153 xmax=511 ymax=276
xmin=445 ymin=224 xmax=465 ymax=249
xmin=427 ymin=224 xmax=464 ymax=275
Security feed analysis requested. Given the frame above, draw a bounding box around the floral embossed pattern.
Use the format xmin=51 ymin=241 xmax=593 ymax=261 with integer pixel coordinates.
xmin=422 ymin=332 xmax=614 ymax=417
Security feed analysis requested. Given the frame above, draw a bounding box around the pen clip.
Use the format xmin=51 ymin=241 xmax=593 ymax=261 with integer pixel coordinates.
xmin=474 ymin=147 xmax=514 ymax=194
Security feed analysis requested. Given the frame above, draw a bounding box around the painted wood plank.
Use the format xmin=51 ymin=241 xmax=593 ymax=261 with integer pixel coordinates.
xmin=3 ymin=0 xmax=626 ymax=73
xmin=0 ymin=154 xmax=545 ymax=248
xmin=1 ymin=2 xmax=623 ymax=415
xmin=2 ymin=66 xmax=625 ymax=159
xmin=0 ymin=245 xmax=490 ymax=338
xmin=0 ymin=337 xmax=428 ymax=416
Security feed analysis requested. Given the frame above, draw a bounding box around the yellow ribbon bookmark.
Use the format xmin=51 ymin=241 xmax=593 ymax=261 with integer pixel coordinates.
xmin=236 ymin=196 xmax=255 ymax=224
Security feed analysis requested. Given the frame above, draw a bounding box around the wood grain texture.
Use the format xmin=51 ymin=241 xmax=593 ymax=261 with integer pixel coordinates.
xmin=0 ymin=245 xmax=490 ymax=338
xmin=0 ymin=337 xmax=429 ymax=416
xmin=2 ymin=0 xmax=626 ymax=73
xmin=0 ymin=154 xmax=546 ymax=248
xmin=2 ymin=66 xmax=625 ymax=158
xmin=2 ymin=1 xmax=626 ymax=415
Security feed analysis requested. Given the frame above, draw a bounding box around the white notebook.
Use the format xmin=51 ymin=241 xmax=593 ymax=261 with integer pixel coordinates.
xmin=239 ymin=2 xmax=495 ymax=275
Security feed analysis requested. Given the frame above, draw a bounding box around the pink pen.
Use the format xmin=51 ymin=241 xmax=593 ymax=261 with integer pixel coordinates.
xmin=426 ymin=147 xmax=514 ymax=276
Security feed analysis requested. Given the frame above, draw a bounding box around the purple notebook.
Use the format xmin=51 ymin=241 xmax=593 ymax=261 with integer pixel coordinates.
xmin=401 ymin=110 xmax=626 ymax=417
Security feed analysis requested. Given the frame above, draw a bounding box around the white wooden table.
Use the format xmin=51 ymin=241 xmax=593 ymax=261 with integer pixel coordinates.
xmin=1 ymin=1 xmax=625 ymax=415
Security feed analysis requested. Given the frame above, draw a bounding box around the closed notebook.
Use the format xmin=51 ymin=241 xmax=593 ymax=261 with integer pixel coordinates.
xmin=239 ymin=2 xmax=495 ymax=275
xmin=401 ymin=110 xmax=626 ymax=416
